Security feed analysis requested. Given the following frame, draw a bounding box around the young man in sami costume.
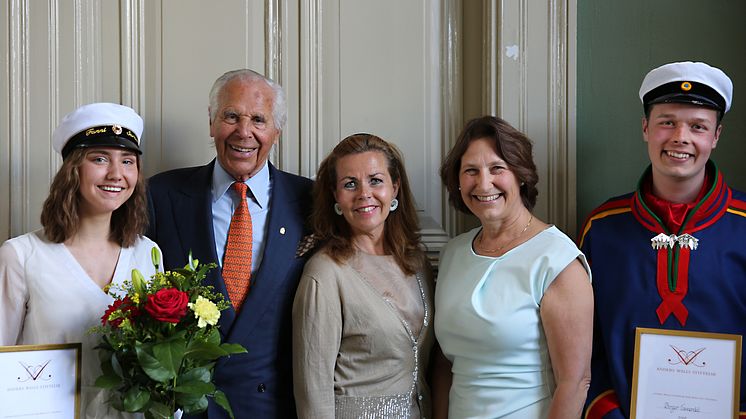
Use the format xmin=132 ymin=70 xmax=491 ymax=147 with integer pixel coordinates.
xmin=580 ymin=61 xmax=746 ymax=418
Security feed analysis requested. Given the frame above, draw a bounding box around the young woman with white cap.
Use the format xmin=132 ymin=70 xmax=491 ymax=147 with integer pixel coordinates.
xmin=0 ymin=102 xmax=160 ymax=418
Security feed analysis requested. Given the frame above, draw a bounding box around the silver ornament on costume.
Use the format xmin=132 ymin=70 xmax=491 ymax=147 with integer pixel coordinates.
xmin=650 ymin=233 xmax=699 ymax=251
xmin=677 ymin=233 xmax=699 ymax=250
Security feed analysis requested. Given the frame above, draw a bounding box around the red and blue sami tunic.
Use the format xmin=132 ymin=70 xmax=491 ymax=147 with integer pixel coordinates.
xmin=580 ymin=161 xmax=746 ymax=419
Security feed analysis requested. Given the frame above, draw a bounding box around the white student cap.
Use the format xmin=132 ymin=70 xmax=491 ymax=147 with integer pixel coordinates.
xmin=639 ymin=61 xmax=733 ymax=114
xmin=52 ymin=102 xmax=144 ymax=159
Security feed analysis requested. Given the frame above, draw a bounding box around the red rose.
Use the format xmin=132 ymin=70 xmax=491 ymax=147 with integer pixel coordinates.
xmin=144 ymin=288 xmax=189 ymax=323
xmin=102 ymin=296 xmax=140 ymax=327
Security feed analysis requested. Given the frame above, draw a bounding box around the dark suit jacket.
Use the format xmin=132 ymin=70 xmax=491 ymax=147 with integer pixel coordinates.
xmin=146 ymin=160 xmax=312 ymax=419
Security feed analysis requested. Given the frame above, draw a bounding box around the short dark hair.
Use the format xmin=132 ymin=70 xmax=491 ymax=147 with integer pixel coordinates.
xmin=312 ymin=133 xmax=424 ymax=275
xmin=440 ymin=115 xmax=539 ymax=213
xmin=40 ymin=148 xmax=148 ymax=247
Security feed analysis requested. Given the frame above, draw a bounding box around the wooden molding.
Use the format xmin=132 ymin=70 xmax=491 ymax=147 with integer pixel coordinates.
xmin=266 ymin=0 xmax=283 ymax=169
xmin=482 ymin=0 xmax=577 ymax=234
xmin=9 ymin=0 xmax=30 ymax=236
xmin=298 ymin=0 xmax=325 ymax=179
xmin=442 ymin=0 xmax=463 ymax=237
xmin=120 ymin=0 xmax=145 ymax=111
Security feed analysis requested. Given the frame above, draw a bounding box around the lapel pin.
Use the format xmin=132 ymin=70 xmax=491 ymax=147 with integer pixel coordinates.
xmin=280 ymin=227 xmax=286 ymax=235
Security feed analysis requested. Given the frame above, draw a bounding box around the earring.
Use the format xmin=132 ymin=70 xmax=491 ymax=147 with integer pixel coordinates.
xmin=389 ymin=198 xmax=399 ymax=211
xmin=334 ymin=203 xmax=343 ymax=215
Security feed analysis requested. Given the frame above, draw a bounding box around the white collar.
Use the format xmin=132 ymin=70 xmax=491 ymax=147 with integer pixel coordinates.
xmin=211 ymin=160 xmax=270 ymax=208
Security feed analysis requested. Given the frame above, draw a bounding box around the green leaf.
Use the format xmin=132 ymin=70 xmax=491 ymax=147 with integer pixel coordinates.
xmin=94 ymin=371 xmax=122 ymax=389
xmin=111 ymin=352 xmax=124 ymax=377
xmin=179 ymin=367 xmax=211 ymax=384
xmin=173 ymin=381 xmax=215 ymax=394
xmin=177 ymin=393 xmax=208 ymax=414
xmin=219 ymin=343 xmax=247 ymax=355
xmin=213 ymin=390 xmax=235 ymax=419
xmin=123 ymin=387 xmax=150 ymax=412
xmin=135 ymin=343 xmax=174 ymax=382
xmin=147 ymin=402 xmax=174 ymax=419
xmin=184 ymin=341 xmax=228 ymax=361
xmin=206 ymin=328 xmax=221 ymax=345
xmin=109 ymin=394 xmax=125 ymax=411
xmin=153 ymin=339 xmax=186 ymax=378
xmin=94 ymin=355 xmax=123 ymax=389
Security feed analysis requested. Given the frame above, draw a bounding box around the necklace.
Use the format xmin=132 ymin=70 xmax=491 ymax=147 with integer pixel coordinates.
xmin=477 ymin=214 xmax=534 ymax=254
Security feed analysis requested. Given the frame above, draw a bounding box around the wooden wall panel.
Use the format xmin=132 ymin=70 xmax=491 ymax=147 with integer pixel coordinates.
xmin=2 ymin=0 xmax=576 ymax=250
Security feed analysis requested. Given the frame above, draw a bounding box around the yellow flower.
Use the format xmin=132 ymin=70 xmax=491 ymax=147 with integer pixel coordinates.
xmin=153 ymin=272 xmax=168 ymax=287
xmin=188 ymin=296 xmax=220 ymax=328
xmin=119 ymin=318 xmax=133 ymax=332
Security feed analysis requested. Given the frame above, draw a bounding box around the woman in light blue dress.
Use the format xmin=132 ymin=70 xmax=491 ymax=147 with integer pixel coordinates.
xmin=432 ymin=116 xmax=593 ymax=418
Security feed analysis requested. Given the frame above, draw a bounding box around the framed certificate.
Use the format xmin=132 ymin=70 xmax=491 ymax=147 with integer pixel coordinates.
xmin=630 ymin=328 xmax=742 ymax=419
xmin=0 ymin=343 xmax=81 ymax=419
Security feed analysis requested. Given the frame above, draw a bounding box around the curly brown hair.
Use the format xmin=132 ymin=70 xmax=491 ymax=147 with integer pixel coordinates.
xmin=40 ymin=148 xmax=148 ymax=247
xmin=440 ymin=115 xmax=539 ymax=213
xmin=312 ymin=133 xmax=424 ymax=275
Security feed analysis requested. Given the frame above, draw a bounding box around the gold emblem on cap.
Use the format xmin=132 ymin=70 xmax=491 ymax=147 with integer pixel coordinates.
xmin=125 ymin=130 xmax=139 ymax=144
xmin=681 ymin=81 xmax=692 ymax=91
xmin=85 ymin=127 xmax=107 ymax=136
xmin=112 ymin=124 xmax=123 ymax=135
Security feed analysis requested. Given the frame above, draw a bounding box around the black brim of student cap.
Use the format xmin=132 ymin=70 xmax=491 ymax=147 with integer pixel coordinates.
xmin=61 ymin=127 xmax=142 ymax=158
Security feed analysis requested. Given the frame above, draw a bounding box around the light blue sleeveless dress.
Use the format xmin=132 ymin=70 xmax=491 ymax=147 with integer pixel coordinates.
xmin=434 ymin=226 xmax=590 ymax=418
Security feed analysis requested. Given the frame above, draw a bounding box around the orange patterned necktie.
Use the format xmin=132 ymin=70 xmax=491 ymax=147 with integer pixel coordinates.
xmin=223 ymin=182 xmax=252 ymax=311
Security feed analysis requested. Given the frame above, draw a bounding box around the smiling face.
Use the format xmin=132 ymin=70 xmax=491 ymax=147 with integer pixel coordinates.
xmin=458 ymin=137 xmax=524 ymax=225
xmin=333 ymin=151 xmax=399 ymax=245
xmin=77 ymin=147 xmax=138 ymax=216
xmin=209 ymin=78 xmax=280 ymax=181
xmin=643 ymin=102 xmax=721 ymax=197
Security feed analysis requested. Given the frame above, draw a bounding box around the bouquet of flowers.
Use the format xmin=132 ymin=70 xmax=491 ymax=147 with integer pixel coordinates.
xmin=92 ymin=248 xmax=246 ymax=419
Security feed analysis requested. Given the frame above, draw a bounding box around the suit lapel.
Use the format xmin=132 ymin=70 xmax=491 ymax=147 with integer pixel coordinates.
xmin=172 ymin=162 xmax=218 ymax=264
xmin=173 ymin=161 xmax=237 ymax=334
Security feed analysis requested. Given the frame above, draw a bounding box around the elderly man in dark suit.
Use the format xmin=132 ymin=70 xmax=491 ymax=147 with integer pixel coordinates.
xmin=146 ymin=69 xmax=312 ymax=419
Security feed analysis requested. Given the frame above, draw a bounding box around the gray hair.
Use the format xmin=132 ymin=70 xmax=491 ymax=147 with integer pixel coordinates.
xmin=208 ymin=69 xmax=287 ymax=130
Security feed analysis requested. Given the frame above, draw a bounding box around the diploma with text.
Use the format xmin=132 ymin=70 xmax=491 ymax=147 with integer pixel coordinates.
xmin=631 ymin=328 xmax=742 ymax=419
xmin=0 ymin=343 xmax=81 ymax=419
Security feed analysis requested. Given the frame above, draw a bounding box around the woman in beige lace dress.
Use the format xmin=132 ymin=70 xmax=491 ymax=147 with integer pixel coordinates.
xmin=292 ymin=133 xmax=434 ymax=418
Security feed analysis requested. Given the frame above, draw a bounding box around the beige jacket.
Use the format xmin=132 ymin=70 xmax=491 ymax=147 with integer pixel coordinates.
xmin=292 ymin=250 xmax=434 ymax=418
